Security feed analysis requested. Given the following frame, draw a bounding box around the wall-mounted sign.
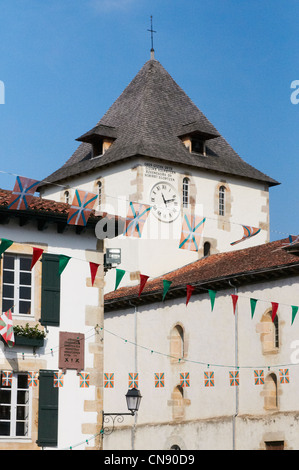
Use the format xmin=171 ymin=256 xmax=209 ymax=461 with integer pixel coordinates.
xmin=59 ymin=332 xmax=84 ymax=373
xmin=144 ymin=162 xmax=175 ymax=182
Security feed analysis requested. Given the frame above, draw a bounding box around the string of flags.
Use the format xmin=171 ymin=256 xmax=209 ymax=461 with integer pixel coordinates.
xmin=3 ymin=175 xmax=278 ymax=249
xmin=112 ymin=267 xmax=299 ymax=325
xmin=0 ymin=234 xmax=298 ymax=328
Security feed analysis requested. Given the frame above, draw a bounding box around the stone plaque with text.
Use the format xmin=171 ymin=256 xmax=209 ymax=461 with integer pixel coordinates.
xmin=59 ymin=332 xmax=84 ymax=372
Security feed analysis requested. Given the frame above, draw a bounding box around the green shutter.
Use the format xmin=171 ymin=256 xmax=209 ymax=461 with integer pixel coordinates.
xmin=37 ymin=370 xmax=59 ymax=448
xmin=41 ymin=253 xmax=60 ymax=326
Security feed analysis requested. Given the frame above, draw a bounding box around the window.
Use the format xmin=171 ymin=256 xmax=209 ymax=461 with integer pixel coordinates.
xmin=204 ymin=242 xmax=211 ymax=257
xmin=264 ymin=373 xmax=278 ymax=410
xmin=191 ymin=138 xmax=205 ymax=155
xmin=172 ymin=385 xmax=184 ymax=420
xmin=219 ymin=186 xmax=226 ymax=216
xmin=170 ymin=324 xmax=184 ymax=362
xmin=2 ymin=254 xmax=33 ymax=316
xmin=265 ymin=441 xmax=284 ymax=450
xmin=98 ymin=181 xmax=102 ymax=208
xmin=260 ymin=310 xmax=279 ymax=353
xmin=64 ymin=191 xmax=70 ymax=204
xmin=0 ymin=372 xmax=31 ymax=438
xmin=92 ymin=140 xmax=103 ymax=158
xmin=182 ymin=178 xmax=189 ymax=208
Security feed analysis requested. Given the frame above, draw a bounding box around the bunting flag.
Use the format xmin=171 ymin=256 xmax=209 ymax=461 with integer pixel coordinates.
xmin=291 ymin=306 xmax=299 ymax=325
xmin=208 ymin=290 xmax=216 ymax=311
xmin=0 ymin=309 xmax=15 ymax=347
xmin=124 ymin=202 xmax=151 ymax=238
xmin=54 ymin=372 xmax=64 ymax=388
xmin=89 ymin=262 xmax=100 ymax=286
xmin=271 ymin=302 xmax=279 ymax=322
xmin=30 ymin=247 xmax=44 ymax=270
xmin=67 ymin=190 xmax=98 ymax=226
xmin=7 ymin=176 xmax=40 ymax=211
xmin=28 ymin=372 xmax=38 ymax=387
xmin=0 ymin=238 xmax=13 ymax=256
xmin=230 ymin=225 xmax=261 ymax=246
xmin=115 ymin=269 xmax=126 ymax=291
xmin=179 ymin=214 xmax=206 ymax=252
xmin=231 ymin=294 xmax=238 ymax=315
xmin=186 ymin=285 xmax=195 ymax=306
xmin=283 ymin=235 xmax=299 ymax=247
xmin=139 ymin=274 xmax=149 ymax=297
xmin=2 ymin=371 xmax=13 ymax=387
xmin=59 ymin=255 xmax=71 ymax=275
xmin=250 ymin=298 xmax=258 ymax=319
xmin=79 ymin=372 xmax=90 ymax=388
xmin=162 ymin=280 xmax=172 ymax=301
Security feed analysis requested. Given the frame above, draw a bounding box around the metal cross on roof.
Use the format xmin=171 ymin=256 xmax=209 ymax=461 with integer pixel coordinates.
xmin=147 ymin=16 xmax=156 ymax=55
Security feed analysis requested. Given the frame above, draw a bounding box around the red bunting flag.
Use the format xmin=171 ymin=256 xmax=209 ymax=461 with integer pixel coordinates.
xmin=139 ymin=274 xmax=149 ymax=297
xmin=271 ymin=302 xmax=279 ymax=322
xmin=186 ymin=285 xmax=195 ymax=306
xmin=89 ymin=262 xmax=100 ymax=287
xmin=30 ymin=247 xmax=44 ymax=270
xmin=231 ymin=294 xmax=238 ymax=314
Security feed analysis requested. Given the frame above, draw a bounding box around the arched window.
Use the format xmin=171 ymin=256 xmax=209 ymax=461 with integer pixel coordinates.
xmin=64 ymin=190 xmax=70 ymax=204
xmin=98 ymin=181 xmax=102 ymax=208
xmin=171 ymin=385 xmax=185 ymax=420
xmin=170 ymin=324 xmax=184 ymax=362
xmin=204 ymin=242 xmax=211 ymax=257
xmin=264 ymin=373 xmax=278 ymax=410
xmin=219 ymin=186 xmax=226 ymax=216
xmin=260 ymin=310 xmax=279 ymax=353
xmin=182 ymin=178 xmax=189 ymax=208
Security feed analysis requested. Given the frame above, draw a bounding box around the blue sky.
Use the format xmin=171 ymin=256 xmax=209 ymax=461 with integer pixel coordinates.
xmin=0 ymin=0 xmax=298 ymax=240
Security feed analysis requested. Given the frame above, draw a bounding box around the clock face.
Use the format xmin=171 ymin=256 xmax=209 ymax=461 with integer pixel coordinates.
xmin=150 ymin=182 xmax=180 ymax=222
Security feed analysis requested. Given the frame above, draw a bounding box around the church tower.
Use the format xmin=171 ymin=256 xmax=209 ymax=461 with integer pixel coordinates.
xmin=39 ymin=55 xmax=278 ymax=292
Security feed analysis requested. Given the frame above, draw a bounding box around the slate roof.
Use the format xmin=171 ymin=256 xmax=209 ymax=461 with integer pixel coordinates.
xmin=43 ymin=59 xmax=278 ymax=188
xmin=104 ymin=238 xmax=299 ymax=311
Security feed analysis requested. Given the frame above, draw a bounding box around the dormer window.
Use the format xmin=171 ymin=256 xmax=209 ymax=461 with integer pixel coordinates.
xmin=191 ymin=138 xmax=205 ymax=155
xmin=92 ymin=139 xmax=103 ymax=158
xmin=76 ymin=125 xmax=117 ymax=159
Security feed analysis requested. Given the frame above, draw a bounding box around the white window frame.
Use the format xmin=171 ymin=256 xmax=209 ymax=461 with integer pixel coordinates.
xmin=182 ymin=178 xmax=190 ymax=208
xmin=219 ymin=186 xmax=226 ymax=216
xmin=2 ymin=253 xmax=35 ymax=318
xmin=0 ymin=372 xmax=32 ymax=440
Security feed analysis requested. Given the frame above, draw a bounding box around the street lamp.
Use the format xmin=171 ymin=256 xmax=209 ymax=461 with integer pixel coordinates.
xmin=125 ymin=387 xmax=142 ymax=415
xmin=101 ymin=388 xmax=142 ymax=437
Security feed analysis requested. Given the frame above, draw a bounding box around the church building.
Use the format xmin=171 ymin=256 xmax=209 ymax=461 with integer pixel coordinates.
xmin=39 ymin=53 xmax=279 ymax=294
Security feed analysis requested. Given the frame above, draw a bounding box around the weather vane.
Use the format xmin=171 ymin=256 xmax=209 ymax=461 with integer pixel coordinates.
xmin=147 ymin=16 xmax=156 ymax=58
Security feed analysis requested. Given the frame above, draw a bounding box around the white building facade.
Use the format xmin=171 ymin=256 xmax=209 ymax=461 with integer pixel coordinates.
xmin=0 ymin=190 xmax=107 ymax=450
xmin=104 ymin=239 xmax=299 ymax=450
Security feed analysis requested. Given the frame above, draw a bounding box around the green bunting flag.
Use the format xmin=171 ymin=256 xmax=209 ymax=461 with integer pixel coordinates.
xmin=250 ymin=298 xmax=258 ymax=319
xmin=0 ymin=238 xmax=13 ymax=256
xmin=208 ymin=290 xmax=216 ymax=311
xmin=115 ymin=269 xmax=126 ymax=291
xmin=59 ymin=255 xmax=71 ymax=275
xmin=291 ymin=306 xmax=299 ymax=325
xmin=162 ymin=280 xmax=172 ymax=301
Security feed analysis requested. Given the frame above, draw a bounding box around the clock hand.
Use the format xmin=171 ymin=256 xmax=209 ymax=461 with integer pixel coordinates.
xmin=165 ymin=198 xmax=175 ymax=203
xmin=162 ymin=193 xmax=167 ymax=205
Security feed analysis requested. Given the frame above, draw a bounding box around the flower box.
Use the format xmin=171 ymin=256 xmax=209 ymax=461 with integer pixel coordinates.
xmin=14 ymin=335 xmax=44 ymax=348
